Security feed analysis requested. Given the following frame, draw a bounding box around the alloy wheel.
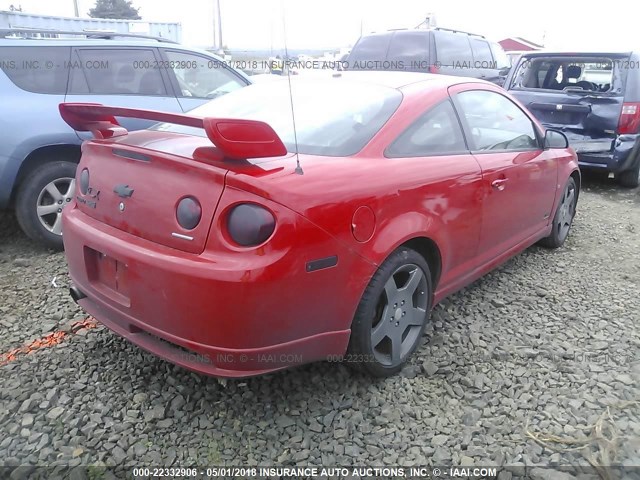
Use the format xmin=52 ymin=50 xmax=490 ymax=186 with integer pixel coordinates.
xmin=36 ymin=177 xmax=76 ymax=235
xmin=370 ymin=263 xmax=428 ymax=366
xmin=556 ymin=181 xmax=576 ymax=243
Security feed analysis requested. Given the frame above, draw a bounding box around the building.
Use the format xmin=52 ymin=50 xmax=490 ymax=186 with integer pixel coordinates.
xmin=0 ymin=10 xmax=181 ymax=42
xmin=498 ymin=37 xmax=543 ymax=52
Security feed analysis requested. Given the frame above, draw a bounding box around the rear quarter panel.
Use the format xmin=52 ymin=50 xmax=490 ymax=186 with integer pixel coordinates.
xmin=226 ymin=81 xmax=486 ymax=296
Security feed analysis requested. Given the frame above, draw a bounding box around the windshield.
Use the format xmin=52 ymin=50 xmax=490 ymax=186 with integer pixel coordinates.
xmin=153 ymin=79 xmax=402 ymax=156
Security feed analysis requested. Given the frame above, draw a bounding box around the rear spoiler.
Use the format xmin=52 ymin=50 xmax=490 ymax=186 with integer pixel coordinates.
xmin=59 ymin=103 xmax=287 ymax=160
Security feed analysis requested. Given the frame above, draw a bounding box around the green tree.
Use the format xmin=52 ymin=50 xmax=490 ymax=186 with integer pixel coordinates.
xmin=88 ymin=0 xmax=141 ymax=20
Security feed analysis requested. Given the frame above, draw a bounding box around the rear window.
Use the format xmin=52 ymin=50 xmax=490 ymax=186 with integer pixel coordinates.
xmin=511 ymin=56 xmax=622 ymax=93
xmin=434 ymin=32 xmax=472 ymax=66
xmin=0 ymin=46 xmax=70 ymax=94
xmin=154 ymin=80 xmax=402 ymax=157
xmin=491 ymin=43 xmax=511 ymax=70
xmin=348 ymin=34 xmax=392 ymax=68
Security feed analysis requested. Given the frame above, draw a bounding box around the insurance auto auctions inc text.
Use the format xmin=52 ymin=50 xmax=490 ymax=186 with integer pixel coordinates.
xmin=256 ymin=466 xmax=497 ymax=478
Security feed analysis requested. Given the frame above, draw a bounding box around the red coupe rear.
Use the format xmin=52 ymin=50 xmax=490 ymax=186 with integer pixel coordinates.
xmin=60 ymin=72 xmax=579 ymax=378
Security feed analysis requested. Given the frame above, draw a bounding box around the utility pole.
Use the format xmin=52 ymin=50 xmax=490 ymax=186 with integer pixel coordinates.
xmin=213 ymin=0 xmax=223 ymax=52
xmin=73 ymin=0 xmax=79 ymax=17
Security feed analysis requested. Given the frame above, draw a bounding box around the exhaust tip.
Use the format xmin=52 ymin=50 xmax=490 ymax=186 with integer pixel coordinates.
xmin=69 ymin=285 xmax=87 ymax=304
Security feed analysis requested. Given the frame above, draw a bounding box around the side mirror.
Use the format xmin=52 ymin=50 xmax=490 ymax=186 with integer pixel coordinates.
xmin=544 ymin=129 xmax=569 ymax=149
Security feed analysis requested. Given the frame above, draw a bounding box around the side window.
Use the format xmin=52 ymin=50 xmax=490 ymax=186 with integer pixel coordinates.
xmin=434 ymin=33 xmax=472 ymax=66
xmin=387 ymin=100 xmax=467 ymax=157
xmin=470 ymin=39 xmax=493 ymax=64
xmin=0 ymin=46 xmax=70 ymax=94
xmin=69 ymin=49 xmax=167 ymax=96
xmin=456 ymin=90 xmax=539 ymax=151
xmin=163 ymin=50 xmax=246 ymax=99
xmin=386 ymin=32 xmax=430 ymax=68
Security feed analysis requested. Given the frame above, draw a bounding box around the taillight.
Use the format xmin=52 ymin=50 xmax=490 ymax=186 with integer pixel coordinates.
xmin=176 ymin=197 xmax=202 ymax=230
xmin=429 ymin=63 xmax=439 ymax=74
xmin=227 ymin=204 xmax=275 ymax=247
xmin=618 ymin=102 xmax=640 ymax=134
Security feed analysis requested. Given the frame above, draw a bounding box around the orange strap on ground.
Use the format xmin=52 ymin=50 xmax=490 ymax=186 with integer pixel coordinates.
xmin=0 ymin=318 xmax=98 ymax=366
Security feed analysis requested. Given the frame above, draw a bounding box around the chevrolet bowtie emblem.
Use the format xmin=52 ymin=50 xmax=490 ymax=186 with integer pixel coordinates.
xmin=113 ymin=184 xmax=134 ymax=198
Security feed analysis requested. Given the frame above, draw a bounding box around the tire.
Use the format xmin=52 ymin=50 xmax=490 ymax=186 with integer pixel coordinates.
xmin=581 ymin=169 xmax=609 ymax=182
xmin=615 ymin=163 xmax=640 ymax=188
xmin=539 ymin=176 xmax=578 ymax=249
xmin=347 ymin=247 xmax=432 ymax=377
xmin=15 ymin=161 xmax=78 ymax=250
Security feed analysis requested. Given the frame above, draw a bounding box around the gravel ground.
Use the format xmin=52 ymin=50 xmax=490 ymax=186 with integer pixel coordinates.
xmin=0 ymin=176 xmax=639 ymax=478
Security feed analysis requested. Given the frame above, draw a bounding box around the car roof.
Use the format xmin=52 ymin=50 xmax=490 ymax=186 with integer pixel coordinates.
xmin=329 ymin=71 xmax=491 ymax=91
xmin=330 ymin=71 xmax=435 ymax=88
xmin=0 ymin=38 xmax=182 ymax=48
xmin=519 ymin=50 xmax=635 ymax=57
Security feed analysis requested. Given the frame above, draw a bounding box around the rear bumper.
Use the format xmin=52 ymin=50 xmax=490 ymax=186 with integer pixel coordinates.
xmin=576 ymin=134 xmax=640 ymax=173
xmin=74 ymin=292 xmax=347 ymax=378
xmin=63 ymin=204 xmax=373 ymax=378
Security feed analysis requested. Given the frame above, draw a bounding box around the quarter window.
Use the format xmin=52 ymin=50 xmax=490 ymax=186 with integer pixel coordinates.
xmin=0 ymin=46 xmax=70 ymax=94
xmin=456 ymin=90 xmax=539 ymax=151
xmin=387 ymin=100 xmax=467 ymax=157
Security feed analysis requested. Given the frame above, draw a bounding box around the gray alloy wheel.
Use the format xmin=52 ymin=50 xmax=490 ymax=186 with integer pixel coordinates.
xmin=371 ymin=263 xmax=429 ymax=366
xmin=555 ymin=180 xmax=576 ymax=244
xmin=36 ymin=177 xmax=76 ymax=235
xmin=539 ymin=176 xmax=578 ymax=249
xmin=15 ymin=161 xmax=79 ymax=250
xmin=347 ymin=247 xmax=432 ymax=377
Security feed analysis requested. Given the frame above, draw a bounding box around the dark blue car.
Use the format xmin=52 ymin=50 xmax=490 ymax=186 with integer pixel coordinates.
xmin=505 ymin=50 xmax=640 ymax=188
xmin=0 ymin=29 xmax=250 ymax=249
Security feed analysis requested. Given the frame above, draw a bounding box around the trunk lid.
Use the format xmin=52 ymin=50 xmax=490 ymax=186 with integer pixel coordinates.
xmin=508 ymin=54 xmax=630 ymax=152
xmin=76 ymin=131 xmax=226 ymax=254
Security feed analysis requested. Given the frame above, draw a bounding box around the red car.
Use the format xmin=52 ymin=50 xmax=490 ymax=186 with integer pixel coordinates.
xmin=60 ymin=72 xmax=579 ymax=378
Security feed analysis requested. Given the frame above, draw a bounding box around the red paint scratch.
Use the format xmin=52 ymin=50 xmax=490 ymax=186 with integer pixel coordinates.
xmin=0 ymin=318 xmax=98 ymax=366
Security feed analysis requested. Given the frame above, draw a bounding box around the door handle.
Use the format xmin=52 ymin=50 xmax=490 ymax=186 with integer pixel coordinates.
xmin=492 ymin=178 xmax=508 ymax=191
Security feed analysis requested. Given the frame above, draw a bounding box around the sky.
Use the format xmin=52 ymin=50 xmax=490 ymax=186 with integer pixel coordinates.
xmin=2 ymin=0 xmax=639 ymax=51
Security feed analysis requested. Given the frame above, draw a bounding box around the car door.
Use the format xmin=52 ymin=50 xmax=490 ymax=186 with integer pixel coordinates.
xmin=158 ymin=49 xmax=249 ymax=112
xmin=450 ymin=86 xmax=558 ymax=261
xmin=385 ymin=99 xmax=484 ymax=290
xmin=65 ymin=47 xmax=182 ymax=139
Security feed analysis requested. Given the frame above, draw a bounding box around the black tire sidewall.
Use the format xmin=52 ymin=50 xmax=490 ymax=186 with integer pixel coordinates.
xmin=541 ymin=176 xmax=577 ymax=249
xmin=616 ymin=162 xmax=640 ymax=188
xmin=15 ymin=161 xmax=78 ymax=250
xmin=347 ymin=248 xmax=432 ymax=377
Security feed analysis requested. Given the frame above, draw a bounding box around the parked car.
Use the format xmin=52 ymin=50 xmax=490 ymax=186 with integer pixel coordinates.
xmin=505 ymin=50 xmax=640 ymax=187
xmin=0 ymin=28 xmax=251 ymax=249
xmin=345 ymin=27 xmax=511 ymax=85
xmin=61 ymin=72 xmax=579 ymax=378
xmin=506 ymin=50 xmax=528 ymax=67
